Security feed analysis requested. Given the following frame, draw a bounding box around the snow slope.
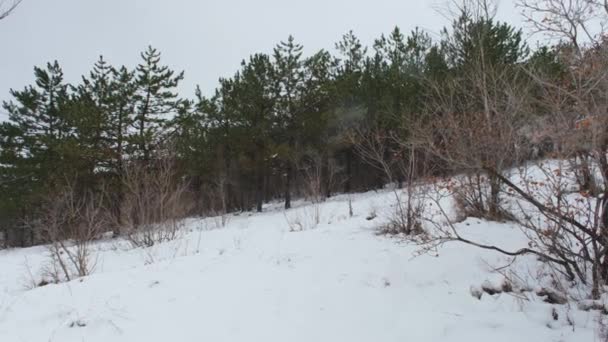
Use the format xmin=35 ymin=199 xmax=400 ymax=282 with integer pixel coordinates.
xmin=0 ymin=190 xmax=597 ymax=341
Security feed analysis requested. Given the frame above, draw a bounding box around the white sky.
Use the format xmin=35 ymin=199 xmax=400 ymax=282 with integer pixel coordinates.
xmin=0 ymin=0 xmax=525 ymax=119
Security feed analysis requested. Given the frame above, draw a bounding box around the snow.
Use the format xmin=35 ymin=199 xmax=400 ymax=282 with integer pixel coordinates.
xmin=0 ymin=189 xmax=598 ymax=341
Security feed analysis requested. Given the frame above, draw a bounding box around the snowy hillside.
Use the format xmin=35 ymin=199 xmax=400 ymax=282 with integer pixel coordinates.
xmin=0 ymin=189 xmax=597 ymax=341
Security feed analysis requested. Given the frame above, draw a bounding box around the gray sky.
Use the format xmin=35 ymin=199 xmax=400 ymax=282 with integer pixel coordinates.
xmin=0 ymin=0 xmax=525 ymax=119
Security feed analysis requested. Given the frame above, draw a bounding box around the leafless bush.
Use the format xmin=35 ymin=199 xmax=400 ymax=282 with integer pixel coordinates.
xmin=448 ymin=173 xmax=516 ymax=222
xmin=415 ymin=0 xmax=535 ymax=221
xmin=413 ymin=58 xmax=606 ymax=294
xmin=385 ymin=148 xmax=427 ymax=235
xmin=350 ymin=127 xmax=426 ymax=235
xmin=283 ymin=204 xmax=323 ymax=232
xmin=120 ymin=153 xmax=191 ymax=247
xmin=506 ymin=160 xmax=608 ymax=299
xmin=417 ymin=156 xmax=608 ymax=300
xmin=414 ymin=62 xmax=531 ymax=220
xmin=510 ymin=2 xmax=608 ymax=299
xmin=301 ymin=155 xmax=324 ymax=206
xmin=298 ymin=154 xmax=327 ymax=227
xmin=28 ymin=181 xmax=108 ymax=282
xmin=451 ymin=175 xmax=488 ymax=221
xmin=281 ymin=152 xmax=345 ymax=231
xmin=209 ymin=173 xmax=230 ymax=227
xmin=408 ymin=0 xmax=608 ymax=303
xmin=299 ymin=152 xmax=343 ymax=202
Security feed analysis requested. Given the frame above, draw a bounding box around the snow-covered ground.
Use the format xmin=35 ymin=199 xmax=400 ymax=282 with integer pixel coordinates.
xmin=0 ymin=189 xmax=598 ymax=341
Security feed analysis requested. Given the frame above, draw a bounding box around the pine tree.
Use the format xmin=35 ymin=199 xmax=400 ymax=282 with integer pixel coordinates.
xmin=334 ymin=31 xmax=368 ymax=193
xmin=443 ymin=14 xmax=529 ymax=71
xmin=108 ymin=66 xmax=136 ymax=173
xmin=301 ymin=49 xmax=337 ymax=198
xmin=335 ymin=30 xmax=367 ymax=106
xmin=272 ymin=35 xmax=305 ymax=209
xmin=72 ymin=56 xmax=115 ymax=176
xmin=2 ymin=61 xmax=71 ymax=180
xmin=0 ymin=61 xmax=72 ymax=244
xmin=132 ymin=46 xmax=184 ymax=162
xmin=237 ymin=53 xmax=276 ymax=212
xmin=424 ymin=45 xmax=449 ymax=81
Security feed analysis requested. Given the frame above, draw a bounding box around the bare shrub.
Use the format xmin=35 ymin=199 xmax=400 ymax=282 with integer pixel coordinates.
xmin=509 ymin=1 xmax=608 ymax=300
xmin=414 ymin=66 xmax=531 ymax=221
xmin=411 ymin=0 xmax=534 ymax=222
xmin=301 ymin=154 xmax=325 ymax=204
xmin=418 ymin=154 xmax=608 ymax=301
xmin=451 ymin=175 xmax=488 ymax=221
xmin=406 ymin=0 xmax=608 ymax=304
xmin=120 ymin=152 xmax=191 ymax=247
xmin=449 ymin=174 xmax=515 ymax=222
xmin=350 ymin=128 xmax=426 ymax=235
xmin=282 ymin=152 xmax=344 ymax=231
xmin=28 ymin=181 xmax=108 ymax=282
xmin=383 ymin=147 xmax=427 ymax=235
xmin=209 ymin=173 xmax=230 ymax=227
xmin=299 ymin=154 xmax=326 ymax=226
xmin=284 ymin=205 xmax=323 ymax=232
xmin=506 ymin=160 xmax=608 ymax=299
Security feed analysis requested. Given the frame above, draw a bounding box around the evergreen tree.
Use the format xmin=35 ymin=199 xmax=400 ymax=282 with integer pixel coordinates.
xmin=237 ymin=53 xmax=276 ymax=212
xmin=72 ymin=56 xmax=115 ymax=177
xmin=443 ymin=14 xmax=529 ymax=70
xmin=0 ymin=61 xmax=72 ymax=244
xmin=424 ymin=45 xmax=449 ymax=81
xmin=107 ymin=66 xmax=137 ymax=174
xmin=2 ymin=61 xmax=72 ymax=181
xmin=333 ymin=31 xmax=368 ymax=192
xmin=132 ymin=46 xmax=184 ymax=162
xmin=272 ymin=35 xmax=305 ymax=209
xmin=335 ymin=30 xmax=367 ymax=107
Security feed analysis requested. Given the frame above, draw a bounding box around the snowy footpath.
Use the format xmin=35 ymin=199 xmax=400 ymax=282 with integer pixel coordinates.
xmin=0 ymin=190 xmax=597 ymax=341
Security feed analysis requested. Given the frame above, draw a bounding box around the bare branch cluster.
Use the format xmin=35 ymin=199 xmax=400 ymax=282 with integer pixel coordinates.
xmin=0 ymin=0 xmax=21 ymax=21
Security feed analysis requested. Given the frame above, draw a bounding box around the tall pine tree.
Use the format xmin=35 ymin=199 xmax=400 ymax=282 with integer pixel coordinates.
xmin=132 ymin=46 xmax=184 ymax=162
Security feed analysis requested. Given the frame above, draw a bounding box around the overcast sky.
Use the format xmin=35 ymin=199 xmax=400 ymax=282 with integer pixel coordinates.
xmin=0 ymin=0 xmax=525 ymax=119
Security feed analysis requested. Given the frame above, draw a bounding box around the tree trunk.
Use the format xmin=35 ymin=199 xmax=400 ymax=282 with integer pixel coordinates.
xmin=113 ymin=182 xmax=124 ymax=237
xmin=284 ymin=163 xmax=292 ymax=209
xmin=488 ymin=172 xmax=501 ymax=218
xmin=345 ymin=148 xmax=352 ymax=193
xmin=322 ymin=151 xmax=331 ymax=199
xmin=255 ymin=162 xmax=264 ymax=213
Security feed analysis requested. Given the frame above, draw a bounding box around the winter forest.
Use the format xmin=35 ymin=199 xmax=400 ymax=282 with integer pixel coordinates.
xmin=2 ymin=0 xmax=608 ymax=341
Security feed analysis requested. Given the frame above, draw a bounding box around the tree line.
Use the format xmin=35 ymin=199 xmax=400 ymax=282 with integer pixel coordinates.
xmin=0 ymin=1 xmax=585 ymax=248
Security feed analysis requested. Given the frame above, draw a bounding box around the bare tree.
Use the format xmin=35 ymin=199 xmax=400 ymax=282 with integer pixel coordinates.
xmin=350 ymin=127 xmax=426 ymax=235
xmin=31 ymin=181 xmax=108 ymax=282
xmin=416 ymin=47 xmax=608 ymax=301
xmin=518 ymin=0 xmax=607 ymax=54
xmin=119 ymin=150 xmax=191 ymax=247
xmin=209 ymin=171 xmax=229 ymax=227
xmin=384 ymin=0 xmax=608 ymax=305
xmin=415 ymin=57 xmax=531 ymax=220
xmin=513 ymin=0 xmax=608 ymax=298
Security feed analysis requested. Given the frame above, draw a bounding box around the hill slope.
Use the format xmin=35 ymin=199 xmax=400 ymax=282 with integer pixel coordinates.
xmin=0 ymin=190 xmax=596 ymax=341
